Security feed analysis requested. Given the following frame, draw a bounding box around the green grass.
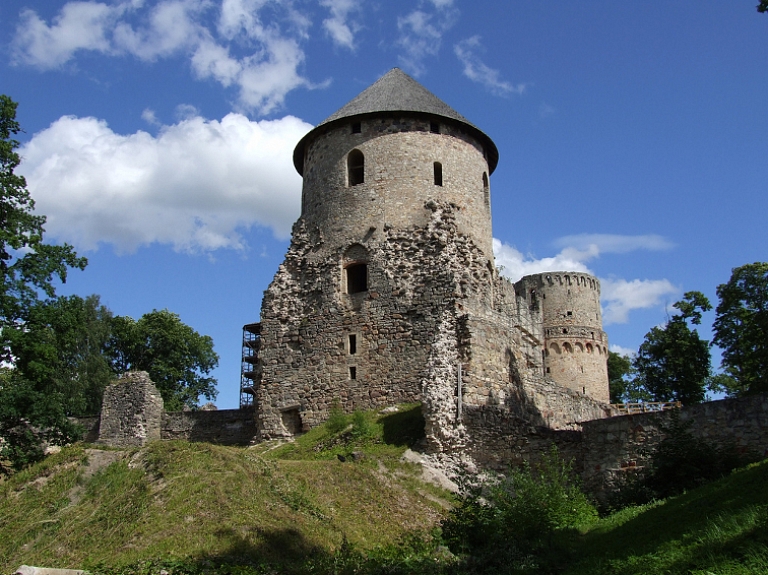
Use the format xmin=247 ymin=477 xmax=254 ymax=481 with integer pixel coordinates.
xmin=1 ymin=404 xmax=767 ymax=575
xmin=0 ymin=403 xmax=446 ymax=573
xmin=561 ymin=460 xmax=768 ymax=575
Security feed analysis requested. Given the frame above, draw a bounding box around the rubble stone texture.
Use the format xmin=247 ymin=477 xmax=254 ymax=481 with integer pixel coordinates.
xmin=97 ymin=371 xmax=164 ymax=447
xmin=255 ymin=68 xmax=611 ymax=449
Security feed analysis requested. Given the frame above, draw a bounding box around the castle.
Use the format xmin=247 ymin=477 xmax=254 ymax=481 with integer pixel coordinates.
xmin=87 ymin=71 xmax=768 ymax=490
xmin=245 ymin=68 xmax=613 ymax=453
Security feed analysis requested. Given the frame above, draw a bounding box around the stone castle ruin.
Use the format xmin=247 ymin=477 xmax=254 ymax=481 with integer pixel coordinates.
xmin=246 ymin=68 xmax=613 ymax=457
xmin=91 ymin=70 xmax=766 ymax=496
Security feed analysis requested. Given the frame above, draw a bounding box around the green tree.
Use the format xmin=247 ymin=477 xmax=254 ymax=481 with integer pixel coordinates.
xmin=632 ymin=291 xmax=712 ymax=405
xmin=108 ymin=309 xmax=219 ymax=411
xmin=1 ymin=95 xmax=87 ymax=474
xmin=712 ymin=262 xmax=768 ymax=396
xmin=607 ymin=350 xmax=632 ymax=403
xmin=0 ymin=95 xmax=86 ymax=350
xmin=6 ymin=295 xmax=114 ymax=417
xmin=759 ymin=1 xmax=768 ymax=13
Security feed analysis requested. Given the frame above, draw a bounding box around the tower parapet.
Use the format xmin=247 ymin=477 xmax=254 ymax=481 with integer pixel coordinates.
xmin=516 ymin=272 xmax=609 ymax=402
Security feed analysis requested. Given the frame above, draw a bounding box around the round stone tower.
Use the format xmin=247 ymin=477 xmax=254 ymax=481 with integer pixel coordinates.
xmin=517 ymin=272 xmax=609 ymax=403
xmin=293 ymin=68 xmax=499 ymax=264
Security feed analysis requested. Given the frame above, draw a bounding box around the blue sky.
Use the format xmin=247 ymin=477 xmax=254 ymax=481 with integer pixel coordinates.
xmin=2 ymin=0 xmax=766 ymax=408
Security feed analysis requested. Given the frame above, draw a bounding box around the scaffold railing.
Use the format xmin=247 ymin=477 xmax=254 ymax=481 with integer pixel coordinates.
xmin=240 ymin=322 xmax=261 ymax=409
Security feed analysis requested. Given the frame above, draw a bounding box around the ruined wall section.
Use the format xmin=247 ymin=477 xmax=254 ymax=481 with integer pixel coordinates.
xmin=97 ymin=372 xmax=164 ymax=447
xmin=257 ymin=201 xmax=497 ymax=440
xmin=516 ymin=273 xmax=609 ymax=402
xmin=581 ymin=394 xmax=768 ymax=501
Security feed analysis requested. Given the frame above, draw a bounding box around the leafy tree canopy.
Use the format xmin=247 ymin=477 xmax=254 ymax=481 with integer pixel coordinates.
xmin=0 ymin=95 xmax=86 ymax=350
xmin=632 ymin=291 xmax=713 ymax=405
xmin=759 ymin=1 xmax=768 ymax=13
xmin=607 ymin=350 xmax=632 ymax=403
xmin=7 ymin=294 xmax=114 ymax=417
xmin=108 ymin=309 xmax=219 ymax=411
xmin=712 ymin=262 xmax=768 ymax=396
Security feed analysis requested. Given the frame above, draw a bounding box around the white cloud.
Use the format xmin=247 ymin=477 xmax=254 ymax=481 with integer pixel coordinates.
xmin=11 ymin=2 xmax=122 ymax=68
xmin=18 ymin=112 xmax=312 ymax=253
xmin=601 ymin=278 xmax=678 ymax=325
xmin=493 ymin=239 xmax=595 ymax=281
xmin=553 ymin=233 xmax=675 ymax=254
xmin=112 ymin=0 xmax=204 ymax=60
xmin=492 ymin=235 xmax=679 ymax=326
xmin=11 ymin=0 xmax=314 ymax=116
xmin=454 ymin=36 xmax=526 ymax=96
xmin=396 ymin=0 xmax=457 ymax=76
xmin=321 ymin=0 xmax=361 ymax=50
xmin=609 ymin=344 xmax=635 ymax=357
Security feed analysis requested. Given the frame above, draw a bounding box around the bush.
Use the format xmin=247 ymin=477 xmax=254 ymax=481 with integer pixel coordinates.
xmin=442 ymin=445 xmax=598 ymax=555
xmin=325 ymin=403 xmax=349 ymax=435
xmin=350 ymin=410 xmax=375 ymax=440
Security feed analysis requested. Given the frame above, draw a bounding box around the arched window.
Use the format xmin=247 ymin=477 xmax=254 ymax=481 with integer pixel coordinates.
xmin=434 ymin=162 xmax=443 ymax=186
xmin=348 ymin=149 xmax=364 ymax=186
xmin=563 ymin=342 xmax=573 ymax=353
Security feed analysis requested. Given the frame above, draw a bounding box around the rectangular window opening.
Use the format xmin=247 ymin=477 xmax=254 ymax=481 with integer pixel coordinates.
xmin=349 ymin=366 xmax=357 ymax=380
xmin=430 ymin=122 xmax=440 ymax=134
xmin=351 ymin=122 xmax=361 ymax=134
xmin=346 ymin=263 xmax=368 ymax=294
xmin=434 ymin=162 xmax=443 ymax=186
xmin=348 ymin=334 xmax=357 ymax=355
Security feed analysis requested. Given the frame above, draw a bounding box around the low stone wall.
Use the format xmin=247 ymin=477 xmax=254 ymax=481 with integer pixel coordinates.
xmin=161 ymin=409 xmax=257 ymax=444
xmin=580 ymin=393 xmax=768 ymax=499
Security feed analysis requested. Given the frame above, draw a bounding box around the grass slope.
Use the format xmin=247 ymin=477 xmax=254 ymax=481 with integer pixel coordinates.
xmin=0 ymin=405 xmax=448 ymax=573
xmin=1 ymin=402 xmax=766 ymax=575
xmin=564 ymin=459 xmax=768 ymax=575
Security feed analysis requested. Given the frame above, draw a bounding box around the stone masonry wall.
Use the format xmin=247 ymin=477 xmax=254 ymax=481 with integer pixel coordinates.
xmin=257 ymin=201 xmax=497 ymax=439
xmin=300 ymin=116 xmax=495 ymax=262
xmin=580 ymin=394 xmax=768 ymax=500
xmin=97 ymin=371 xmax=164 ymax=447
xmin=161 ymin=409 xmax=257 ymax=444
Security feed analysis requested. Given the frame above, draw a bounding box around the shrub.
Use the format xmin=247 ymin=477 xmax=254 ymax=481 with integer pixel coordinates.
xmin=325 ymin=403 xmax=349 ymax=435
xmin=442 ymin=445 xmax=598 ymax=555
xmin=350 ymin=410 xmax=375 ymax=440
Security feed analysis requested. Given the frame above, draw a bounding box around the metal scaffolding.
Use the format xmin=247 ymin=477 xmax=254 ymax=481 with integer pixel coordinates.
xmin=240 ymin=322 xmax=261 ymax=409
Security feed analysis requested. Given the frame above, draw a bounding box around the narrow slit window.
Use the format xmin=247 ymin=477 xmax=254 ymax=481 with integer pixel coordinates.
xmin=346 ymin=263 xmax=368 ymax=294
xmin=349 ymin=366 xmax=357 ymax=380
xmin=348 ymin=149 xmax=364 ymax=186
xmin=482 ymin=172 xmax=490 ymax=208
xmin=433 ymin=162 xmax=443 ymax=186
xmin=348 ymin=334 xmax=357 ymax=355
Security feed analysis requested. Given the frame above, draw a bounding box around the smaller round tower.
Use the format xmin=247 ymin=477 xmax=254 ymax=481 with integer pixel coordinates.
xmin=519 ymin=272 xmax=609 ymax=403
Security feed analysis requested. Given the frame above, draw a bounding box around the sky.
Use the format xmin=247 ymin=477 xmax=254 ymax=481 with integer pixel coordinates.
xmin=1 ymin=0 xmax=766 ymax=409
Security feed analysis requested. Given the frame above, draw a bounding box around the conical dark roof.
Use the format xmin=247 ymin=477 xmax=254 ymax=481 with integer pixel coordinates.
xmin=293 ymin=68 xmax=498 ymax=174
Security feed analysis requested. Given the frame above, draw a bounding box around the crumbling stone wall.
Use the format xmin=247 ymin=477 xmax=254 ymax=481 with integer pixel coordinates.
xmin=97 ymin=371 xmax=164 ymax=447
xmin=580 ymin=393 xmax=768 ymax=500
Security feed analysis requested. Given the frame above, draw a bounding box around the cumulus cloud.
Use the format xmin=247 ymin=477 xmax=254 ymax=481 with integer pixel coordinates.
xmin=454 ymin=36 xmax=526 ymax=96
xmin=11 ymin=0 xmax=314 ymax=115
xmin=492 ymin=236 xmax=678 ymax=326
xmin=609 ymin=344 xmax=635 ymax=357
xmin=12 ymin=1 xmax=123 ymax=68
xmin=18 ymin=113 xmax=311 ymax=253
xmin=600 ymin=278 xmax=678 ymax=325
xmin=320 ymin=0 xmax=362 ymax=50
xmin=396 ymin=0 xmax=457 ymax=76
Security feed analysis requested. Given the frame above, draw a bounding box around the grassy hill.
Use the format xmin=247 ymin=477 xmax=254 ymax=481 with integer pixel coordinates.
xmin=1 ymin=403 xmax=767 ymax=574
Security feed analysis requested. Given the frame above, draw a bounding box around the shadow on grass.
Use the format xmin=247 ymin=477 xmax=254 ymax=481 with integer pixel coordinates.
xmin=380 ymin=404 xmax=425 ymax=447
